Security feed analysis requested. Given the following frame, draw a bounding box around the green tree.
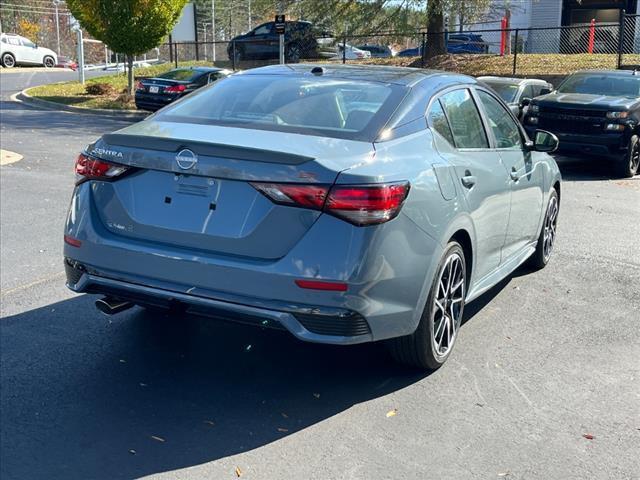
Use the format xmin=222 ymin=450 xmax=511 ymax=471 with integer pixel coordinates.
xmin=66 ymin=0 xmax=188 ymax=93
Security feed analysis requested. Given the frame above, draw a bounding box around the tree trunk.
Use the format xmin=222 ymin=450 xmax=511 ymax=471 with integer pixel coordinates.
xmin=126 ymin=54 xmax=134 ymax=95
xmin=425 ymin=10 xmax=446 ymax=61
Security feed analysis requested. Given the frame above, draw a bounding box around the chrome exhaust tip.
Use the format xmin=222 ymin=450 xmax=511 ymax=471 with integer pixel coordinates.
xmin=95 ymin=297 xmax=134 ymax=315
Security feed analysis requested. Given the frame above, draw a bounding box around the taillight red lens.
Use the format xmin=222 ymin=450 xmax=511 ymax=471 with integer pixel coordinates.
xmin=75 ymin=153 xmax=129 ymax=185
xmin=251 ymin=183 xmax=329 ymax=210
xmin=295 ymin=279 xmax=348 ymax=291
xmin=251 ymin=181 xmax=410 ymax=226
xmin=135 ymin=81 xmax=144 ymax=91
xmin=325 ymin=183 xmax=410 ymax=226
xmin=165 ymin=84 xmax=186 ymax=93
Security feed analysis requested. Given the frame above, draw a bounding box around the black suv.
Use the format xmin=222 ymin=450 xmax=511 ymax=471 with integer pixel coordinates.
xmin=227 ymin=21 xmax=333 ymax=63
xmin=524 ymin=70 xmax=640 ymax=177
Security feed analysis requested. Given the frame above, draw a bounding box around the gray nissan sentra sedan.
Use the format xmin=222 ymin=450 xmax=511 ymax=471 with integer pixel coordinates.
xmin=64 ymin=64 xmax=561 ymax=370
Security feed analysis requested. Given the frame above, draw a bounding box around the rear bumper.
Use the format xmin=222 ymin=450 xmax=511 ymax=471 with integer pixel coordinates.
xmin=65 ymin=261 xmax=372 ymax=344
xmin=134 ymin=93 xmax=177 ymax=112
xmin=64 ymin=182 xmax=441 ymax=345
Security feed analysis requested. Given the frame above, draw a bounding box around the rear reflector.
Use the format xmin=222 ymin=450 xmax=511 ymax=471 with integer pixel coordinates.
xmin=75 ymin=153 xmax=129 ymax=185
xmin=64 ymin=235 xmax=82 ymax=247
xmin=295 ymin=280 xmax=348 ymax=291
xmin=251 ymin=181 xmax=410 ymax=226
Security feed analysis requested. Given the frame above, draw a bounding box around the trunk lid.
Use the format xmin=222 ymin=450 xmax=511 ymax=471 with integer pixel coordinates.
xmin=87 ymin=121 xmax=374 ymax=260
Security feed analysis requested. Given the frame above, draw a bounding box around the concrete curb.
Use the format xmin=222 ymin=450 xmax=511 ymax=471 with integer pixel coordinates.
xmin=15 ymin=88 xmax=149 ymax=120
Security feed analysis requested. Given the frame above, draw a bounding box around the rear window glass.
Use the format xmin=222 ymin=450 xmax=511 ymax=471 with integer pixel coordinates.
xmin=157 ymin=74 xmax=405 ymax=140
xmin=557 ymin=73 xmax=640 ymax=98
xmin=158 ymin=69 xmax=202 ymax=81
xmin=482 ymin=81 xmax=520 ymax=103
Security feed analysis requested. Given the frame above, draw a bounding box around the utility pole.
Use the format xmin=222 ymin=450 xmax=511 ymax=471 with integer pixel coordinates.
xmin=53 ymin=0 xmax=61 ymax=55
xmin=203 ymin=23 xmax=207 ymax=61
xmin=211 ymin=0 xmax=216 ymax=61
xmin=248 ymin=0 xmax=251 ymax=31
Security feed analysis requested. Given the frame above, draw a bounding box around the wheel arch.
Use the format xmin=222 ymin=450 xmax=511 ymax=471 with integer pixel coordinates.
xmin=450 ymin=229 xmax=473 ymax=288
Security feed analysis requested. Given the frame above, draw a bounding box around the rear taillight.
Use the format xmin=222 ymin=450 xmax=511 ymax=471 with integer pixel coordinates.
xmin=165 ymin=84 xmax=186 ymax=93
xmin=251 ymin=181 xmax=410 ymax=226
xmin=135 ymin=81 xmax=144 ymax=91
xmin=75 ymin=153 xmax=129 ymax=185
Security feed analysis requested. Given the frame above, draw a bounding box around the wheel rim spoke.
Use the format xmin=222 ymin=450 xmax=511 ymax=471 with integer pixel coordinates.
xmin=431 ymin=252 xmax=465 ymax=358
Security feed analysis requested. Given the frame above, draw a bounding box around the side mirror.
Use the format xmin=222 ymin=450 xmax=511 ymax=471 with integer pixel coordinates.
xmin=528 ymin=129 xmax=559 ymax=153
xmin=539 ymin=87 xmax=552 ymax=95
xmin=520 ymin=97 xmax=531 ymax=108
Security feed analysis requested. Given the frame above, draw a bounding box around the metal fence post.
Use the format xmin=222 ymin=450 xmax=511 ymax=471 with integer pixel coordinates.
xmin=342 ymin=33 xmax=347 ymax=64
xmin=617 ymin=9 xmax=626 ymax=69
xmin=512 ymin=29 xmax=519 ymax=75
xmin=174 ymin=43 xmax=178 ymax=68
xmin=231 ymin=40 xmax=236 ymax=71
xmin=421 ymin=32 xmax=426 ymax=68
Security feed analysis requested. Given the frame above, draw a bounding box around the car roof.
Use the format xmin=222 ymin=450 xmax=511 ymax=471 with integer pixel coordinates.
xmin=241 ymin=63 xmax=476 ymax=87
xmin=572 ymin=69 xmax=640 ymax=77
xmin=478 ymin=76 xmax=548 ymax=85
xmin=171 ymin=66 xmax=226 ymax=73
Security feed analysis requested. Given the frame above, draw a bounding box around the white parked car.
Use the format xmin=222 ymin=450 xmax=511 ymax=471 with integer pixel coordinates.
xmin=331 ymin=44 xmax=372 ymax=60
xmin=0 ymin=33 xmax=57 ymax=68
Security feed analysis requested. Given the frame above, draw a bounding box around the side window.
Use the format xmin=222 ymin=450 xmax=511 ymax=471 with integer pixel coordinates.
xmin=253 ymin=24 xmax=273 ymax=36
xmin=7 ymin=37 xmax=21 ymax=46
xmin=439 ymin=89 xmax=488 ymax=149
xmin=21 ymin=38 xmax=35 ymax=48
xmin=522 ymin=84 xmax=535 ymax=100
xmin=428 ymin=100 xmax=455 ymax=146
xmin=477 ymin=90 xmax=523 ymax=149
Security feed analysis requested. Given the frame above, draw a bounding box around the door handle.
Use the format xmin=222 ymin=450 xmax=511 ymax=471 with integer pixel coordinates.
xmin=461 ymin=170 xmax=476 ymax=189
xmin=510 ymin=167 xmax=520 ymax=181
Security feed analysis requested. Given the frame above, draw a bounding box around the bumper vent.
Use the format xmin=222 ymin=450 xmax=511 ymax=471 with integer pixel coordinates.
xmin=295 ymin=312 xmax=371 ymax=337
xmin=64 ymin=258 xmax=85 ymax=285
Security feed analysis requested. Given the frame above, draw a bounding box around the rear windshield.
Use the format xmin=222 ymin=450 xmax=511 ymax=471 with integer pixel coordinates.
xmin=482 ymin=81 xmax=519 ymax=103
xmin=156 ymin=74 xmax=406 ymax=140
xmin=158 ymin=69 xmax=202 ymax=81
xmin=557 ymin=73 xmax=640 ymax=97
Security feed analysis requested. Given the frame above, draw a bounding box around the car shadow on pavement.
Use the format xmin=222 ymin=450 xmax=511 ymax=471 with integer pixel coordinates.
xmin=553 ymin=154 xmax=633 ymax=181
xmin=1 ymin=294 xmax=428 ymax=480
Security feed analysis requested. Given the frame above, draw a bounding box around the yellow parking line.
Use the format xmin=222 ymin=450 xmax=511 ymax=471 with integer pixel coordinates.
xmin=0 ymin=149 xmax=23 ymax=165
xmin=0 ymin=271 xmax=66 ymax=297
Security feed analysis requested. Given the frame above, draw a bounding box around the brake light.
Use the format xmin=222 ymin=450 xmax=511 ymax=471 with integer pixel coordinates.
xmin=295 ymin=279 xmax=348 ymax=291
xmin=165 ymin=84 xmax=186 ymax=93
xmin=251 ymin=182 xmax=410 ymax=226
xmin=74 ymin=153 xmax=129 ymax=185
xmin=135 ymin=81 xmax=145 ymax=91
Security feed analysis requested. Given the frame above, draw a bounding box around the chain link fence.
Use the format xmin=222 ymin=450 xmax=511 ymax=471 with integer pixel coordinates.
xmin=156 ymin=15 xmax=640 ymax=77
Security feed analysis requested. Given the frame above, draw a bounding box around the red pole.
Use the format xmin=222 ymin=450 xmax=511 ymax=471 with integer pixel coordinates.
xmin=500 ymin=17 xmax=507 ymax=56
xmin=587 ymin=19 xmax=596 ymax=54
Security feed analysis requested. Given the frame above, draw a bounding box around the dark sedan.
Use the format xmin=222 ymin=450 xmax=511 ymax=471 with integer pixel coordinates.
xmin=135 ymin=67 xmax=230 ymax=112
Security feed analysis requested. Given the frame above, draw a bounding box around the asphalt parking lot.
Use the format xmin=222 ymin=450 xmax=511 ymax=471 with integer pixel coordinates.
xmin=1 ymin=70 xmax=639 ymax=480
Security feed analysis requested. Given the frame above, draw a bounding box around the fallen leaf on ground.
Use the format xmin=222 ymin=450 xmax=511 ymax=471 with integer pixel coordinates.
xmin=150 ymin=435 xmax=165 ymax=442
xmin=386 ymin=409 xmax=398 ymax=418
xmin=583 ymin=433 xmax=595 ymax=440
xmin=235 ymin=466 xmax=242 ymax=477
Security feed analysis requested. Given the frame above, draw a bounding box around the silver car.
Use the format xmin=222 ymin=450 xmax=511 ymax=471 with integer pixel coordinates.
xmin=64 ymin=64 xmax=561 ymax=370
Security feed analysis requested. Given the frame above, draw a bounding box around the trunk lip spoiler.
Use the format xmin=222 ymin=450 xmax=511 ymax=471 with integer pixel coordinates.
xmin=101 ymin=133 xmax=315 ymax=165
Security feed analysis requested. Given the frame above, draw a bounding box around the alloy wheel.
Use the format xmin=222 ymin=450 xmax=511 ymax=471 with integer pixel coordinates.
xmin=431 ymin=252 xmax=465 ymax=359
xmin=630 ymin=139 xmax=640 ymax=174
xmin=543 ymin=195 xmax=559 ymax=262
xmin=3 ymin=54 xmax=15 ymax=68
xmin=44 ymin=56 xmax=55 ymax=68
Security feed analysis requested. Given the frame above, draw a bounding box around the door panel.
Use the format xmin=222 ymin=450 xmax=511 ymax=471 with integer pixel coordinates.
xmin=475 ymin=89 xmax=544 ymax=260
xmin=432 ymin=90 xmax=511 ymax=280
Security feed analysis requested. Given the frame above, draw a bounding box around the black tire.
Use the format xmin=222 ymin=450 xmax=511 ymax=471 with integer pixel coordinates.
xmin=528 ymin=189 xmax=559 ymax=270
xmin=2 ymin=53 xmax=15 ymax=68
xmin=615 ymin=134 xmax=639 ymax=178
xmin=387 ymin=241 xmax=467 ymax=370
xmin=43 ymin=55 xmax=55 ymax=68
